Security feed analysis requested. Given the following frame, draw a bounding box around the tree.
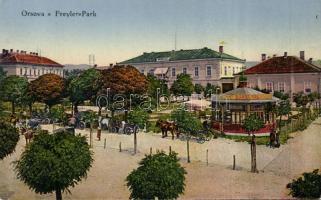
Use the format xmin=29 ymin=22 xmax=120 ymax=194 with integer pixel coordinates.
xmin=100 ymin=65 xmax=148 ymax=118
xmin=276 ymin=100 xmax=291 ymax=131
xmin=204 ymin=83 xmax=220 ymax=98
xmin=0 ymin=75 xmax=28 ymax=114
xmin=0 ymin=121 xmax=19 ymax=160
xmin=171 ymin=109 xmax=202 ymax=163
xmin=82 ymin=110 xmax=98 ymax=146
xmin=243 ymin=114 xmax=264 ymax=173
xmin=147 ymin=75 xmax=169 ymax=110
xmin=194 ymin=84 xmax=204 ymax=95
xmin=126 ymin=151 xmax=187 ymax=199
xmin=170 ymin=74 xmax=194 ymax=97
xmin=28 ymin=74 xmax=66 ymax=112
xmin=14 ymin=131 xmax=93 ymax=200
xmin=287 ymin=169 xmax=321 ymax=198
xmin=128 ymin=108 xmax=149 ymax=154
xmin=68 ymin=68 xmax=102 ymax=114
xmin=0 ymin=67 xmax=7 ymax=84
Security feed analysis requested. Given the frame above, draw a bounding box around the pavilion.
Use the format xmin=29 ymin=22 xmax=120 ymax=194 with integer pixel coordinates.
xmin=211 ymin=87 xmax=279 ymax=136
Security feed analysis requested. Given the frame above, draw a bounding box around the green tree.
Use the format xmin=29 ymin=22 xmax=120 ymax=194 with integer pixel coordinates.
xmin=287 ymin=169 xmax=321 ymax=198
xmin=147 ymin=75 xmax=169 ymax=110
xmin=0 ymin=67 xmax=7 ymax=84
xmin=277 ymin=100 xmax=291 ymax=131
xmin=128 ymin=108 xmax=148 ymax=129
xmin=243 ymin=114 xmax=264 ymax=173
xmin=14 ymin=131 xmax=93 ymax=200
xmin=194 ymin=84 xmax=204 ymax=94
xmin=204 ymin=83 xmax=220 ymax=98
xmin=28 ymin=74 xmax=66 ymax=112
xmin=68 ymin=68 xmax=102 ymax=114
xmin=126 ymin=151 xmax=187 ymax=199
xmin=171 ymin=109 xmax=202 ymax=163
xmin=0 ymin=121 xmax=19 ymax=160
xmin=0 ymin=75 xmax=28 ymax=114
xmin=170 ymin=74 xmax=194 ymax=97
xmin=82 ymin=110 xmax=98 ymax=147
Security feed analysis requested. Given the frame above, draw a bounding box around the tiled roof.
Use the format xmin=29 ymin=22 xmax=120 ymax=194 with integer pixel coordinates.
xmin=241 ymin=56 xmax=321 ymax=75
xmin=120 ymin=47 xmax=244 ymax=64
xmin=0 ymin=53 xmax=63 ymax=68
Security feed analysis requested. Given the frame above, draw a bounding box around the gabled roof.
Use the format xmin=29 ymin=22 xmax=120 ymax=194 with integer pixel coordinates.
xmin=240 ymin=56 xmax=321 ymax=75
xmin=120 ymin=47 xmax=245 ymax=64
xmin=0 ymin=53 xmax=63 ymax=68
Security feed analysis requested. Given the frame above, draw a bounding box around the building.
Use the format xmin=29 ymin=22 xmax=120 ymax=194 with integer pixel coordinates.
xmin=212 ymin=86 xmax=279 ymax=136
xmin=0 ymin=49 xmax=64 ymax=81
xmin=120 ymin=46 xmax=245 ymax=92
xmin=235 ymin=51 xmax=321 ymax=99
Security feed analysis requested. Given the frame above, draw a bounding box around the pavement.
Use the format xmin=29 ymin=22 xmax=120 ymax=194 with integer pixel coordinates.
xmin=0 ymin=117 xmax=320 ymax=199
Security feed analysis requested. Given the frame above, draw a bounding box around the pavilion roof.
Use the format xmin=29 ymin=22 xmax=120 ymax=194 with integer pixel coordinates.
xmin=211 ymin=87 xmax=279 ymax=103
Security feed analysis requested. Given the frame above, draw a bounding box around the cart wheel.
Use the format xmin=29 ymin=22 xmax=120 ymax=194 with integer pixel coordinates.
xmin=125 ymin=127 xmax=133 ymax=135
xmin=79 ymin=122 xmax=85 ymax=130
xmin=197 ymin=135 xmax=206 ymax=144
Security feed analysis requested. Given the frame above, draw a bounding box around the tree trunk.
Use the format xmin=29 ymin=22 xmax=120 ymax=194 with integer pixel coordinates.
xmin=278 ymin=115 xmax=282 ymax=132
xmin=250 ymin=134 xmax=258 ymax=173
xmin=71 ymin=103 xmax=74 ymax=116
xmin=55 ymin=188 xmax=62 ymax=200
xmin=90 ymin=123 xmax=93 ymax=148
xmin=187 ymin=136 xmax=190 ymax=163
xmin=124 ymin=110 xmax=128 ymax=122
xmin=11 ymin=101 xmax=15 ymax=114
xmin=29 ymin=102 xmax=33 ymax=115
xmin=97 ymin=107 xmax=102 ymax=141
xmin=134 ymin=130 xmax=137 ymax=154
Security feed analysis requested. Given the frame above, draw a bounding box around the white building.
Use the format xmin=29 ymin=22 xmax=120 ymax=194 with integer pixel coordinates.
xmin=119 ymin=46 xmax=245 ymax=92
xmin=0 ymin=49 xmax=64 ymax=81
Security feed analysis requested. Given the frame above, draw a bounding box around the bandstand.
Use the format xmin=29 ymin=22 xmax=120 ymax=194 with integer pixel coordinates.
xmin=211 ymin=87 xmax=279 ymax=136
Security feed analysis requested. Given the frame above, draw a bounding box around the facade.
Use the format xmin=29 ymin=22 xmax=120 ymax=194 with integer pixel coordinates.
xmin=212 ymin=87 xmax=279 ymax=136
xmin=0 ymin=49 xmax=64 ymax=81
xmin=234 ymin=52 xmax=321 ymax=99
xmin=120 ymin=46 xmax=245 ymax=92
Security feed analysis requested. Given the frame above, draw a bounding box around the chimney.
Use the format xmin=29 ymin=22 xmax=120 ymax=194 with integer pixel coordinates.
xmin=109 ymin=63 xmax=113 ymax=67
xmin=16 ymin=50 xmax=19 ymax=53
xmin=300 ymin=51 xmax=305 ymax=60
xmin=2 ymin=49 xmax=5 ymax=54
xmin=261 ymin=53 xmax=266 ymax=61
xmin=35 ymin=53 xmax=38 ymax=56
xmin=308 ymin=58 xmax=313 ymax=64
xmin=273 ymin=54 xmax=277 ymax=58
xmin=219 ymin=45 xmax=224 ymax=53
xmin=284 ymin=52 xmax=287 ymax=58
xmin=10 ymin=49 xmax=13 ymax=53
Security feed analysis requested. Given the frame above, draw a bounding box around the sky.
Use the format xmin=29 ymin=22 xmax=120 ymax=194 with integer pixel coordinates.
xmin=0 ymin=0 xmax=321 ymax=65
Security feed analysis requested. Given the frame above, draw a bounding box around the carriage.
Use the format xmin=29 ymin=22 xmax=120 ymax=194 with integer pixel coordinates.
xmin=178 ymin=120 xmax=214 ymax=144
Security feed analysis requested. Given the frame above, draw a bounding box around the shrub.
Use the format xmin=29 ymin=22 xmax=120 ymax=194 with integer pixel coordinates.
xmin=287 ymin=169 xmax=321 ymax=198
xmin=0 ymin=121 xmax=19 ymax=159
xmin=126 ymin=151 xmax=186 ymax=199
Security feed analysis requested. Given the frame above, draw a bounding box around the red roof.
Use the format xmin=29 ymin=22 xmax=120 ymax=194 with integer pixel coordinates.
xmin=0 ymin=53 xmax=63 ymax=68
xmin=243 ymin=56 xmax=321 ymax=75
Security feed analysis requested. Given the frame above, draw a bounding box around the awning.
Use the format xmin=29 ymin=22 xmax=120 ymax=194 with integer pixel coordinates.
xmin=153 ymin=67 xmax=168 ymax=75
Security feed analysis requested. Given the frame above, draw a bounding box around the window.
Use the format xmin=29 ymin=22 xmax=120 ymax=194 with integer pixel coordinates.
xmin=232 ymin=67 xmax=235 ymax=75
xmin=304 ymin=81 xmax=312 ymax=93
xmin=182 ymin=67 xmax=187 ymax=74
xmin=29 ymin=68 xmax=32 ymax=76
xmin=194 ymin=66 xmax=199 ymax=77
xmin=38 ymin=69 xmax=41 ymax=75
xmin=224 ymin=66 xmax=227 ymax=76
xmin=34 ymin=69 xmax=36 ymax=76
xmin=24 ymin=68 xmax=27 ymax=75
xmin=42 ymin=68 xmax=44 ymax=75
xmin=20 ymin=68 xmax=23 ymax=75
xmin=172 ymin=68 xmax=176 ymax=77
xmin=141 ymin=69 xmax=144 ymax=74
xmin=278 ymin=82 xmax=285 ymax=92
xmin=265 ymin=82 xmax=273 ymax=92
xmin=206 ymin=66 xmax=211 ymax=76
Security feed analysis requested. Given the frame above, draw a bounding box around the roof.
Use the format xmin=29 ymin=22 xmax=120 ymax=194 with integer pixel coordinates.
xmin=212 ymin=87 xmax=279 ymax=103
xmin=120 ymin=47 xmax=245 ymax=64
xmin=240 ymin=56 xmax=321 ymax=75
xmin=0 ymin=52 xmax=63 ymax=68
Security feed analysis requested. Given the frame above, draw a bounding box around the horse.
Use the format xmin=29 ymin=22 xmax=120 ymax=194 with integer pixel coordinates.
xmin=156 ymin=119 xmax=179 ymax=140
xmin=21 ymin=127 xmax=34 ymax=145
